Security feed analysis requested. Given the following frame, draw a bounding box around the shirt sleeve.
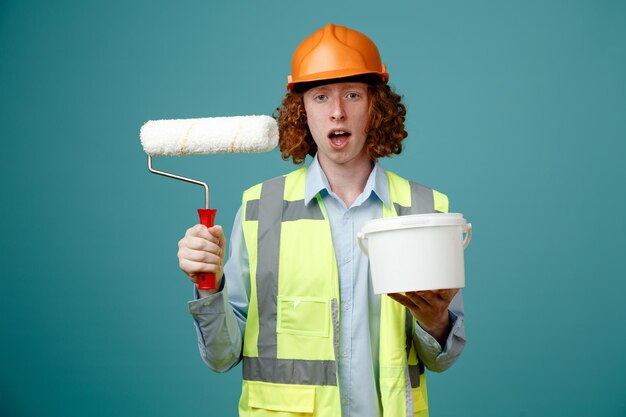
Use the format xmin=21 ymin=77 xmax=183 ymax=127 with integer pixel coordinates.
xmin=412 ymin=290 xmax=466 ymax=372
xmin=187 ymin=207 xmax=251 ymax=373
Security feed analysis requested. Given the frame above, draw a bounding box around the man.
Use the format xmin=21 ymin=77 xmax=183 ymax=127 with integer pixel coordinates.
xmin=177 ymin=23 xmax=465 ymax=417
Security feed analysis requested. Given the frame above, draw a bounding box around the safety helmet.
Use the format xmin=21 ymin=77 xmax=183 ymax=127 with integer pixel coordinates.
xmin=287 ymin=23 xmax=389 ymax=91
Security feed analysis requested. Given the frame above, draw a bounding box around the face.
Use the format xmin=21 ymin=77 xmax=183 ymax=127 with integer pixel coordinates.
xmin=303 ymin=82 xmax=370 ymax=171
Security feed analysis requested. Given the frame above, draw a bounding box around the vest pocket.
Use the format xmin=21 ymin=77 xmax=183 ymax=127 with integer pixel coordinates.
xmin=248 ymin=381 xmax=316 ymax=414
xmin=276 ymin=296 xmax=329 ymax=338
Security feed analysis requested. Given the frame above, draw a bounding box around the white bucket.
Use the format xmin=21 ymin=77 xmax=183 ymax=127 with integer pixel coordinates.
xmin=357 ymin=213 xmax=472 ymax=294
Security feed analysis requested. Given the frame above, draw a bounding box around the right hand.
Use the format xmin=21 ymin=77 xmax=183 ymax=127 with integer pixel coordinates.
xmin=177 ymin=224 xmax=227 ymax=293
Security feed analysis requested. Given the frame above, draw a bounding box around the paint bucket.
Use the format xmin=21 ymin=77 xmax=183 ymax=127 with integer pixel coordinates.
xmin=357 ymin=213 xmax=472 ymax=294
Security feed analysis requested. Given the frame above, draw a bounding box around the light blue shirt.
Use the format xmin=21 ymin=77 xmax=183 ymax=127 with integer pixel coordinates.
xmin=188 ymin=156 xmax=466 ymax=417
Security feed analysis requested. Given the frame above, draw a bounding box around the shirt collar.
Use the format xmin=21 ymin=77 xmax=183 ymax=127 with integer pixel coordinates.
xmin=304 ymin=154 xmax=390 ymax=208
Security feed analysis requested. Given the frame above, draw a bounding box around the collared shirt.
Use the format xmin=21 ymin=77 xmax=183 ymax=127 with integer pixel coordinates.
xmin=188 ymin=156 xmax=466 ymax=417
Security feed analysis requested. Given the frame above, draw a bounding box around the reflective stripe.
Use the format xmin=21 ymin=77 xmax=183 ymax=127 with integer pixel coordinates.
xmin=283 ymin=199 xmax=324 ymax=221
xmin=393 ymin=203 xmax=412 ymax=217
xmin=243 ymin=356 xmax=337 ymax=386
xmin=398 ymin=181 xmax=432 ymax=390
xmin=404 ymin=309 xmax=415 ymax=417
xmin=245 ymin=199 xmax=259 ymax=221
xmin=256 ymin=176 xmax=285 ymax=358
xmin=408 ymin=365 xmax=421 ymax=388
xmin=394 ymin=182 xmax=436 ymax=216
xmin=404 ymin=370 xmax=414 ymax=417
xmin=331 ymin=298 xmax=340 ymax=363
xmin=245 ymin=198 xmax=324 ymax=221
xmin=405 ymin=309 xmax=421 ymax=388
xmin=410 ymin=181 xmax=436 ymax=214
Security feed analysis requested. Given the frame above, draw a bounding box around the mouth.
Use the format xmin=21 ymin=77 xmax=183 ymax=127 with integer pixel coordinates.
xmin=327 ymin=130 xmax=352 ymax=148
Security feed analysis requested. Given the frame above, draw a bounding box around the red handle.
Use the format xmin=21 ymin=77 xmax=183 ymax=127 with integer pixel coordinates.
xmin=197 ymin=208 xmax=218 ymax=290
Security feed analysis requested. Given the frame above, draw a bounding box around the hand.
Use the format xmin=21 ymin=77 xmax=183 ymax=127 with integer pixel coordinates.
xmin=177 ymin=224 xmax=227 ymax=294
xmin=388 ymin=289 xmax=459 ymax=345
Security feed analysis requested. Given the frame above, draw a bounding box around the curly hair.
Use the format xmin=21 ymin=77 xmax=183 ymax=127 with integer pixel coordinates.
xmin=276 ymin=81 xmax=408 ymax=165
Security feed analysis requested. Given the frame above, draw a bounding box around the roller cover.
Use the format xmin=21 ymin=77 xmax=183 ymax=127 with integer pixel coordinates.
xmin=140 ymin=115 xmax=279 ymax=156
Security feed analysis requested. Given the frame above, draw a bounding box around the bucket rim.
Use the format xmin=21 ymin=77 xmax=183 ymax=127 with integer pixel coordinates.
xmin=360 ymin=212 xmax=468 ymax=236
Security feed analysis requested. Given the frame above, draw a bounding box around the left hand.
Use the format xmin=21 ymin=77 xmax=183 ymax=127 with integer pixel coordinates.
xmin=388 ymin=289 xmax=459 ymax=345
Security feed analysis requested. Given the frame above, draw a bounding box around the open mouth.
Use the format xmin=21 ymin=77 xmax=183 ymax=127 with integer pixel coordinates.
xmin=328 ymin=130 xmax=351 ymax=147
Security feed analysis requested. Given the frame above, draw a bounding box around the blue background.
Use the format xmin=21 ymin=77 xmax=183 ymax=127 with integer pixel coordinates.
xmin=1 ymin=0 xmax=625 ymax=416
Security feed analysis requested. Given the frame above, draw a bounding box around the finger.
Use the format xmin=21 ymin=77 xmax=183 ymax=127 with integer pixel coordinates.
xmin=413 ymin=289 xmax=458 ymax=304
xmin=208 ymin=224 xmax=223 ymax=238
xmin=178 ymin=258 xmax=223 ymax=275
xmin=178 ymin=246 xmax=223 ymax=264
xmin=208 ymin=225 xmax=226 ymax=250
xmin=187 ymin=224 xmax=208 ymax=238
xmin=387 ymin=293 xmax=414 ymax=309
xmin=405 ymin=291 xmax=433 ymax=307
xmin=187 ymin=224 xmax=219 ymax=243
xmin=181 ymin=236 xmax=221 ymax=253
xmin=433 ymin=288 xmax=459 ymax=303
xmin=388 ymin=292 xmax=409 ymax=303
xmin=418 ymin=290 xmax=438 ymax=302
xmin=448 ymin=288 xmax=460 ymax=299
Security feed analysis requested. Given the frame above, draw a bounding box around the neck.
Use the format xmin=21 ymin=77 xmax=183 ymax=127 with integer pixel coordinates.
xmin=318 ymin=156 xmax=374 ymax=207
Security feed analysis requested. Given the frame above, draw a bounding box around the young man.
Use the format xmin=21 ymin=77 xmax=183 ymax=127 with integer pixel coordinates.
xmin=177 ymin=24 xmax=465 ymax=417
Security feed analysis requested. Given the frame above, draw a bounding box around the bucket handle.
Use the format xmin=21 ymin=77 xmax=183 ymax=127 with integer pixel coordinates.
xmin=463 ymin=223 xmax=473 ymax=250
xmin=357 ymin=232 xmax=369 ymax=256
xmin=360 ymin=224 xmax=471 ymax=253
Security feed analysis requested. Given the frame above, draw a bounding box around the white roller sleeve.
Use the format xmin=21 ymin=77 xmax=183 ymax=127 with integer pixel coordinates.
xmin=140 ymin=115 xmax=279 ymax=156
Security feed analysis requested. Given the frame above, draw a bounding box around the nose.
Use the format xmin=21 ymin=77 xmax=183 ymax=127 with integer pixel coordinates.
xmin=330 ymin=99 xmax=345 ymax=121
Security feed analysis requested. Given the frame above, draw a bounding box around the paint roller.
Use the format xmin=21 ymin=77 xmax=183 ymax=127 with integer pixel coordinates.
xmin=140 ymin=115 xmax=279 ymax=289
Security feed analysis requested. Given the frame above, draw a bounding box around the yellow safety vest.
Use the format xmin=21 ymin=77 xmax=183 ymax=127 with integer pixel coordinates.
xmin=239 ymin=167 xmax=448 ymax=417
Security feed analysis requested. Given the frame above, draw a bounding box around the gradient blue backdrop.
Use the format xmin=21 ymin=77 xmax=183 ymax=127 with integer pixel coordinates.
xmin=1 ymin=0 xmax=625 ymax=416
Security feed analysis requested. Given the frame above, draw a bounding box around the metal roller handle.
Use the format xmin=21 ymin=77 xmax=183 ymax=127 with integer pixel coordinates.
xmin=147 ymin=155 xmax=210 ymax=209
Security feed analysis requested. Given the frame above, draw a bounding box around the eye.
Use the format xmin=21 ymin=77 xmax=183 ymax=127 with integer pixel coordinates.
xmin=346 ymin=92 xmax=360 ymax=100
xmin=314 ymin=94 xmax=327 ymax=102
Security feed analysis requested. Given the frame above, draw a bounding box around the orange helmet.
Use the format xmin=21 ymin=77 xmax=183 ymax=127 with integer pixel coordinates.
xmin=287 ymin=23 xmax=389 ymax=91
